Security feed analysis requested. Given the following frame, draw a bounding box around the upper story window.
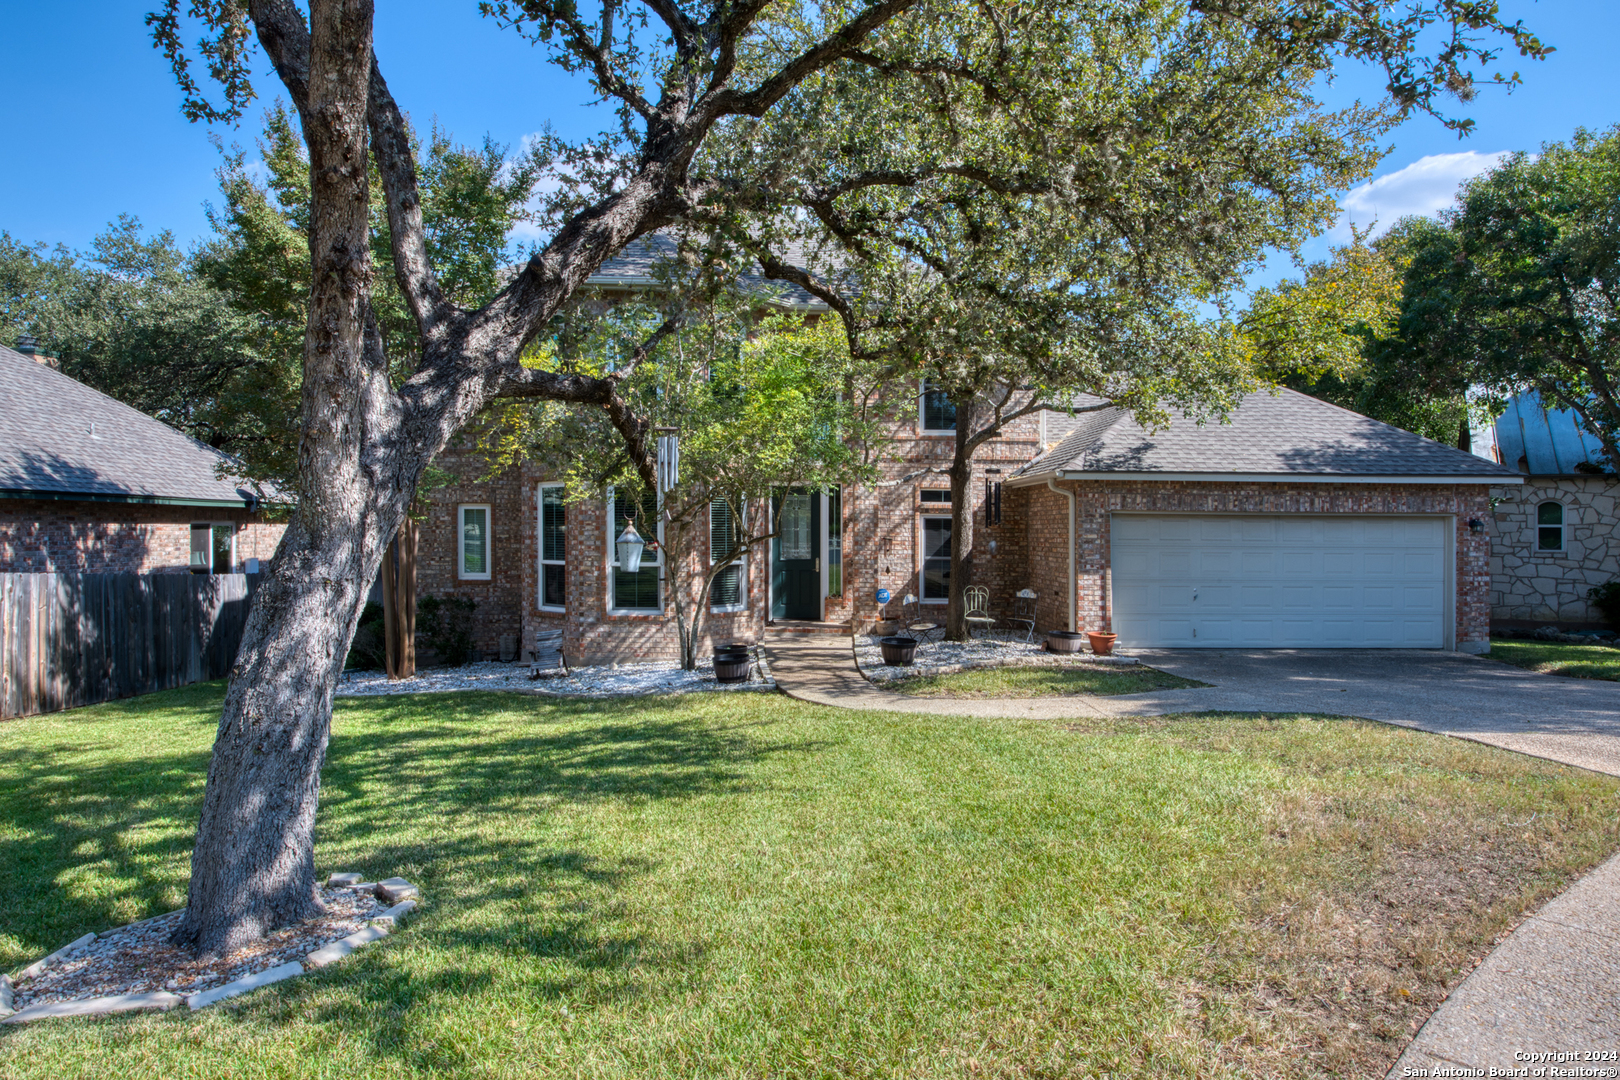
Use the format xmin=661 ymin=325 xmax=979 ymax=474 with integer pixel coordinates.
xmin=920 ymin=380 xmax=956 ymax=432
xmin=458 ymin=505 xmax=491 ymax=579
xmin=1537 ymin=501 xmax=1565 ymax=552
xmin=608 ymin=488 xmax=661 ymax=611
xmin=919 ymin=489 xmax=951 ymax=504
xmin=538 ymin=485 xmax=566 ymax=609
xmin=710 ymin=498 xmax=746 ymax=611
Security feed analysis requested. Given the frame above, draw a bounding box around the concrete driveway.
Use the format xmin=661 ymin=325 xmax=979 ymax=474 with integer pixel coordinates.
xmin=1110 ymin=649 xmax=1620 ymax=777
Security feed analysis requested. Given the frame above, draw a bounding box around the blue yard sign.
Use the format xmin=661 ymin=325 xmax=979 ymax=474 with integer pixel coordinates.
xmin=875 ymin=589 xmax=891 ymax=605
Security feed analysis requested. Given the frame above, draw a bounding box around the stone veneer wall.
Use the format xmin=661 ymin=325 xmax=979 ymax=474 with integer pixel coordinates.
xmin=1490 ymin=476 xmax=1620 ymax=626
xmin=1018 ymin=479 xmax=1495 ymax=650
xmin=0 ymin=500 xmax=284 ymax=575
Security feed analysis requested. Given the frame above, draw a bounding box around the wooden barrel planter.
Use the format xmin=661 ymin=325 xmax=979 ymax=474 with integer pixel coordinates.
xmin=714 ymin=647 xmax=752 ymax=684
xmin=1046 ymin=630 xmax=1087 ymax=654
xmin=879 ymin=635 xmax=919 ymax=666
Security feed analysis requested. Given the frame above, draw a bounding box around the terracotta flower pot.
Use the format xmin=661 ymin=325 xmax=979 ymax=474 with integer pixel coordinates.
xmin=879 ymin=636 xmax=918 ymax=666
xmin=1086 ymin=632 xmax=1118 ymax=656
xmin=1046 ymin=630 xmax=1087 ymax=654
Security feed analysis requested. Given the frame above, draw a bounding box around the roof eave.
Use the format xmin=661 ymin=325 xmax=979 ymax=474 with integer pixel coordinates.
xmin=0 ymin=488 xmax=265 ymax=509
xmin=1006 ymin=469 xmax=1522 ymax=488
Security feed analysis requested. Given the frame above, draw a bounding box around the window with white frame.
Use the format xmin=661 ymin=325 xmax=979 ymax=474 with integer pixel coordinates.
xmin=1537 ymin=501 xmax=1566 ymax=552
xmin=538 ymin=485 xmax=566 ymax=609
xmin=921 ymin=516 xmax=951 ymax=602
xmin=710 ymin=497 xmax=746 ymax=611
xmin=458 ymin=505 xmax=491 ymax=579
xmin=189 ymin=523 xmax=235 ymax=574
xmin=608 ymin=488 xmax=661 ymax=611
xmin=920 ymin=379 xmax=956 ymax=432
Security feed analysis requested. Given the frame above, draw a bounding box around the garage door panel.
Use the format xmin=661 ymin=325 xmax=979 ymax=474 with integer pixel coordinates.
xmin=1111 ymin=514 xmax=1448 ymax=649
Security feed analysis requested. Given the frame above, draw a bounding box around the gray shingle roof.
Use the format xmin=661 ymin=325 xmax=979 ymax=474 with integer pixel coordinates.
xmin=0 ymin=344 xmax=261 ymax=506
xmin=585 ymin=233 xmax=832 ymax=309
xmin=1022 ymin=389 xmax=1519 ymax=481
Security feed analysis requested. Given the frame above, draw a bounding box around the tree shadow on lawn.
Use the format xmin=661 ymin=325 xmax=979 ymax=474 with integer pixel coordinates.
xmin=0 ymin=690 xmax=820 ymax=975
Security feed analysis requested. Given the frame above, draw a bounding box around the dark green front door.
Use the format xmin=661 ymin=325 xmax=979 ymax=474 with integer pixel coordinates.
xmin=772 ymin=491 xmax=820 ymax=620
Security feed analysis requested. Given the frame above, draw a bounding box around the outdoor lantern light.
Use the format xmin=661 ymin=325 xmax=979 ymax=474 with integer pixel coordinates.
xmin=1469 ymin=518 xmax=1485 ymax=533
xmin=616 ymin=521 xmax=647 ymax=572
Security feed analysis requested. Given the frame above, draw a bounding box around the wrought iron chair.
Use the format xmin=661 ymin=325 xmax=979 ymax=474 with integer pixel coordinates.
xmin=900 ymin=593 xmax=944 ymax=644
xmin=963 ymin=585 xmax=997 ymax=639
xmin=1006 ymin=589 xmax=1037 ymax=643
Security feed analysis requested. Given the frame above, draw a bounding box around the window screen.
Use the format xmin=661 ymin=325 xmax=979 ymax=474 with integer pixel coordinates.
xmin=710 ymin=498 xmax=744 ymax=609
xmin=459 ymin=506 xmax=489 ymax=578
xmin=611 ymin=489 xmax=660 ymax=610
xmin=922 ymin=517 xmax=951 ymax=601
xmin=1537 ymin=501 xmax=1565 ymax=551
xmin=540 ymin=486 xmax=566 ymax=607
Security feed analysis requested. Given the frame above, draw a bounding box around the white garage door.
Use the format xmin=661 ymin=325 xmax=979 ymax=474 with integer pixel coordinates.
xmin=1110 ymin=514 xmax=1449 ymax=648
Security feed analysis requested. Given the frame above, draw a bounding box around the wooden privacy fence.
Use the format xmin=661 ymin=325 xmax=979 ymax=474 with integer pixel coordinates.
xmin=1 ymin=572 xmax=261 ymax=720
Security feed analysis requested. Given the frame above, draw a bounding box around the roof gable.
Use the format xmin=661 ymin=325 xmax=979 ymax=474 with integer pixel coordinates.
xmin=0 ymin=345 xmax=260 ymax=506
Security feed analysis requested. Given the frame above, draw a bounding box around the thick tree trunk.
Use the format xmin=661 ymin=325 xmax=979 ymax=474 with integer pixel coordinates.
xmin=945 ymin=395 xmax=978 ymax=641
xmin=171 ymin=0 xmax=387 ymax=958
xmin=383 ymin=520 xmax=417 ymax=679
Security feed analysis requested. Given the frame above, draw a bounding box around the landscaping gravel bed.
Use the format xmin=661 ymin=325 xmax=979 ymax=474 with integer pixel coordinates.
xmin=7 ymin=887 xmax=386 ymax=1011
xmin=337 ymin=656 xmax=774 ymax=698
xmin=855 ymin=633 xmax=1136 ymax=685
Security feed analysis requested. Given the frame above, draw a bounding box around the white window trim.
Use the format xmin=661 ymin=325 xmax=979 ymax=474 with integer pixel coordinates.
xmin=920 ymin=514 xmax=951 ymax=604
xmin=537 ymin=484 xmax=566 ymax=611
xmin=1535 ymin=500 xmax=1567 ymax=554
xmin=457 ymin=504 xmax=492 ymax=580
xmin=918 ymin=378 xmax=956 ymax=435
xmin=710 ymin=497 xmax=748 ymax=614
xmin=190 ymin=521 xmax=236 ymax=574
xmin=606 ymin=487 xmax=664 ymax=614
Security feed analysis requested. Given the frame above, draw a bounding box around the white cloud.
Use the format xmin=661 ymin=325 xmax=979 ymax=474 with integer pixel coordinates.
xmin=1336 ymin=151 xmax=1511 ymax=238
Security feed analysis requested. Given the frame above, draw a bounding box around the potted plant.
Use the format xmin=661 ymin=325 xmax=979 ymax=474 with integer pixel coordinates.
xmin=1086 ymin=631 xmax=1118 ymax=656
xmin=714 ymin=643 xmax=752 ymax=683
xmin=879 ymin=635 xmax=919 ymax=666
xmin=1046 ymin=630 xmax=1086 ymax=654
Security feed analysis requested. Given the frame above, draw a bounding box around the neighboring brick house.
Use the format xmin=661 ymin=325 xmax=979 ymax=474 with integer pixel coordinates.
xmin=1476 ymin=392 xmax=1620 ymax=628
xmin=0 ymin=341 xmax=284 ymax=575
xmin=405 ymin=238 xmax=1519 ymax=662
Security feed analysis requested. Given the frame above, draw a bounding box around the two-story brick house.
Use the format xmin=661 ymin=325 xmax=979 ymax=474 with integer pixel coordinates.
xmin=404 ymin=241 xmax=1521 ymax=665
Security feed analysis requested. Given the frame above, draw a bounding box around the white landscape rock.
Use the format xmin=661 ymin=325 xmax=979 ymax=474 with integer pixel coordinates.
xmin=187 ymin=961 xmax=304 ymax=1010
xmin=0 ymin=973 xmax=13 ymax=1017
xmin=17 ymin=933 xmax=97 ymax=980
xmin=335 ymin=657 xmax=774 ymax=698
xmin=856 ymin=634 xmax=1139 ymax=685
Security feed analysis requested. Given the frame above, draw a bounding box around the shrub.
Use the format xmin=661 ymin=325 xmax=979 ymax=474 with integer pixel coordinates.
xmin=418 ymin=594 xmax=478 ymax=666
xmin=1589 ymin=581 xmax=1620 ymax=632
xmin=345 ymin=602 xmax=386 ymax=669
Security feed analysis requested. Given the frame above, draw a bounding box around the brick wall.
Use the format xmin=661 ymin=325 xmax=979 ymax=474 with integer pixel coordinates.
xmin=413 ymin=447 xmax=527 ymax=659
xmin=0 ymin=500 xmax=284 ymax=575
xmin=1491 ymin=477 xmax=1620 ymax=626
xmin=1017 ymin=478 xmax=1494 ymax=649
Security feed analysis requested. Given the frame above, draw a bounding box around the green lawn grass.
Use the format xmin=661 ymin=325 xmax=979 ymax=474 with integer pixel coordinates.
xmin=890 ymin=662 xmax=1203 ymax=697
xmin=1490 ymin=637 xmax=1620 ymax=681
xmin=2 ymin=684 xmax=1617 ymax=1078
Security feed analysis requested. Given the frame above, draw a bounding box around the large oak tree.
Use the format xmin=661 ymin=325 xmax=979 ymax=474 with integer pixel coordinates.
xmin=148 ymin=0 xmax=1546 ymax=955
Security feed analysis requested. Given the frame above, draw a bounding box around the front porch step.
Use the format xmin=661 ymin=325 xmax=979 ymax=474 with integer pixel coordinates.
xmin=766 ymin=620 xmax=854 ymax=637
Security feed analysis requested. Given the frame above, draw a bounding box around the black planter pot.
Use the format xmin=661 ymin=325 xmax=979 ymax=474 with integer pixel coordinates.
xmin=879 ymin=635 xmax=919 ymax=666
xmin=714 ymin=645 xmax=752 ymax=684
xmin=1046 ymin=630 xmax=1087 ymax=654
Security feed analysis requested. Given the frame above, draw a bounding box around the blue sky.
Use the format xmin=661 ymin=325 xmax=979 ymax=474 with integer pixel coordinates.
xmin=2 ymin=0 xmax=1615 ymax=274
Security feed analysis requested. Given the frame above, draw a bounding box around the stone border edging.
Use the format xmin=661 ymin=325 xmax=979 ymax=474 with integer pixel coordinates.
xmin=1 ymin=873 xmax=421 ymax=1025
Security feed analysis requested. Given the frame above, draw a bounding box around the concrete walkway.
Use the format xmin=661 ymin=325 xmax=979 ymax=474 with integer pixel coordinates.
xmin=762 ymin=635 xmax=1620 ymax=1075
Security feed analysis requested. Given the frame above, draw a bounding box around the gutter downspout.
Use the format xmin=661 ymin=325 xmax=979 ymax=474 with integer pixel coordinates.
xmin=1046 ymin=475 xmax=1076 ymax=632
